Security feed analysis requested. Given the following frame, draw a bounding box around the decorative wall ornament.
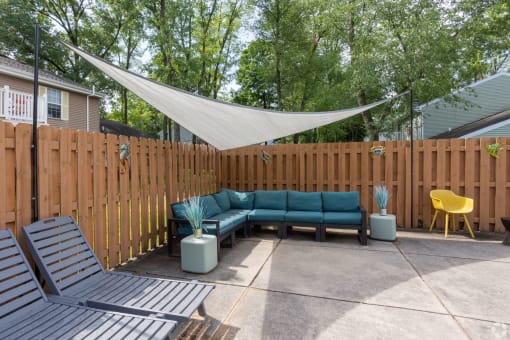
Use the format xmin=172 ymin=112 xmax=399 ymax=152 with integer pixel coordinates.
xmin=370 ymin=145 xmax=385 ymax=157
xmin=120 ymin=143 xmax=130 ymax=173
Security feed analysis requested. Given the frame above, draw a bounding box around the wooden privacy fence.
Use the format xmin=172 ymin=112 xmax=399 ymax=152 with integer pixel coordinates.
xmin=1 ymin=121 xmax=508 ymax=269
xmin=0 ymin=121 xmax=217 ymax=269
xmin=218 ymin=139 xmax=510 ymax=233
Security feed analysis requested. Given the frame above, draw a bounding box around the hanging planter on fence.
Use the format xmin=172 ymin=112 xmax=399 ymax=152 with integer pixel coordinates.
xmin=486 ymin=142 xmax=503 ymax=158
xmin=261 ymin=150 xmax=271 ymax=164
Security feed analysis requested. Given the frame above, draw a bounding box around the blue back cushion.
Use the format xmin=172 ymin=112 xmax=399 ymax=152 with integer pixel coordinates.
xmin=287 ymin=191 xmax=322 ymax=211
xmin=322 ymin=192 xmax=360 ymax=212
xmin=199 ymin=195 xmax=223 ymax=218
xmin=172 ymin=203 xmax=187 ymax=219
xmin=254 ymin=190 xmax=287 ymax=210
xmin=225 ymin=189 xmax=254 ymax=209
xmin=213 ymin=190 xmax=231 ymax=211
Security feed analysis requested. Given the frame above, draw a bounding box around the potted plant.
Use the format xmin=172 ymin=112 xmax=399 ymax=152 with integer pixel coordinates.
xmin=486 ymin=142 xmax=503 ymax=158
xmin=182 ymin=197 xmax=208 ymax=238
xmin=374 ymin=185 xmax=389 ymax=215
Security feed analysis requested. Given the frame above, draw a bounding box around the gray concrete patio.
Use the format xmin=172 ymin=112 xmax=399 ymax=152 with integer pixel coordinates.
xmin=118 ymin=228 xmax=510 ymax=339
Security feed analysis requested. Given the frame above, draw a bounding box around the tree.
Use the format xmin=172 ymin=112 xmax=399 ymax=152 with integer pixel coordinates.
xmin=144 ymin=0 xmax=244 ymax=141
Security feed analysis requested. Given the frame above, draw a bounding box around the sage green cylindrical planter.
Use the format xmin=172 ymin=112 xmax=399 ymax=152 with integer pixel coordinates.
xmin=180 ymin=234 xmax=218 ymax=273
xmin=369 ymin=213 xmax=396 ymax=241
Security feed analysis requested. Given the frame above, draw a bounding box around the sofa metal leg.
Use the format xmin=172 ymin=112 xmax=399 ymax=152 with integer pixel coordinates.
xmin=278 ymin=224 xmax=288 ymax=239
xmin=315 ymin=226 xmax=322 ymax=242
xmin=358 ymin=228 xmax=368 ymax=245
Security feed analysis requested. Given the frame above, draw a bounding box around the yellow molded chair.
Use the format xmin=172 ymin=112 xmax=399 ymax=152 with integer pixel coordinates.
xmin=428 ymin=189 xmax=475 ymax=238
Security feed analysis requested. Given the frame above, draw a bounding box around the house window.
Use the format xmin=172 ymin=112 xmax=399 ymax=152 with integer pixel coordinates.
xmin=47 ymin=88 xmax=62 ymax=119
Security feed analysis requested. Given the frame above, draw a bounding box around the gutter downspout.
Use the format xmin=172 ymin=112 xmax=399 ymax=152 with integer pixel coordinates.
xmin=86 ymin=85 xmax=95 ymax=131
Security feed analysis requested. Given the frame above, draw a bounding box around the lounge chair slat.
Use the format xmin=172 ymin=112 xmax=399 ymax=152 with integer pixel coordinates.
xmin=0 ymin=271 xmax=33 ymax=293
xmin=0 ymin=290 xmax=43 ymax=318
xmin=0 ymin=255 xmax=27 ymax=278
xmin=50 ymin=257 xmax=99 ymax=281
xmin=23 ymin=222 xmax=77 ymax=241
xmin=0 ymin=246 xmax=19 ymax=263
xmin=28 ymin=229 xmax=81 ymax=248
xmin=0 ymin=238 xmax=14 ymax=249
xmin=93 ymin=276 xmax=144 ymax=301
xmin=36 ymin=235 xmax=85 ymax=257
xmin=47 ymin=250 xmax=96 ymax=272
xmin=58 ymin=265 xmax=107 ymax=291
xmin=43 ymin=243 xmax=95 ymax=265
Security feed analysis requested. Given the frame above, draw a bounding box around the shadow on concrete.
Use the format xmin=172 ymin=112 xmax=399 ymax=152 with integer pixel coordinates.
xmin=116 ymin=227 xmax=510 ymax=339
xmin=252 ymin=228 xmax=510 ymax=339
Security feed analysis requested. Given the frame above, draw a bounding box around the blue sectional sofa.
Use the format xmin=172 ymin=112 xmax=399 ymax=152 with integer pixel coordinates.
xmin=168 ymin=189 xmax=367 ymax=260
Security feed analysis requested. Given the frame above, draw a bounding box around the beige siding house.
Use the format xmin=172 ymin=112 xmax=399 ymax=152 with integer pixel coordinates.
xmin=0 ymin=56 xmax=101 ymax=131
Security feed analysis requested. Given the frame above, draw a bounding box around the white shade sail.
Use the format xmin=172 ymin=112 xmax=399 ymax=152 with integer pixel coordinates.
xmin=65 ymin=42 xmax=403 ymax=150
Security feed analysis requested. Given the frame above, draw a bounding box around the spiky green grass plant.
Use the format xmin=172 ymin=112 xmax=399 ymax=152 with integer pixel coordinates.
xmin=374 ymin=185 xmax=389 ymax=210
xmin=183 ymin=197 xmax=208 ymax=233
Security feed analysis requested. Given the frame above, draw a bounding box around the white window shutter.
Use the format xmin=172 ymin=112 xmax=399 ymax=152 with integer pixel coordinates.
xmin=61 ymin=91 xmax=69 ymax=121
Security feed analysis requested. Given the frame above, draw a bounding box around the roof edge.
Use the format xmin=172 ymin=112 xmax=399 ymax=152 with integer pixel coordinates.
xmin=0 ymin=59 xmax=102 ymax=98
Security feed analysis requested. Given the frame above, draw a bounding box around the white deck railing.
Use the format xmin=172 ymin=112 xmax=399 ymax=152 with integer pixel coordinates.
xmin=0 ymin=85 xmax=47 ymax=124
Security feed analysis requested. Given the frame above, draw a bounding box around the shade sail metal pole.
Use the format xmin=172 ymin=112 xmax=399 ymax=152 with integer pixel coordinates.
xmin=32 ymin=23 xmax=40 ymax=222
xmin=409 ymin=89 xmax=414 ymax=228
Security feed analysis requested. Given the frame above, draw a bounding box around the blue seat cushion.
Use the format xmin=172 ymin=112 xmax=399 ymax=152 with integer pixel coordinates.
xmin=254 ymin=190 xmax=287 ymax=210
xmin=323 ymin=212 xmax=362 ymax=225
xmin=285 ymin=211 xmax=323 ymax=223
xmin=322 ymin=192 xmax=360 ymax=212
xmin=248 ymin=209 xmax=286 ymax=222
xmin=225 ymin=189 xmax=255 ymax=209
xmin=204 ymin=210 xmax=248 ymax=235
xmin=213 ymin=190 xmax=231 ymax=211
xmin=179 ymin=209 xmax=249 ymax=236
xmin=199 ymin=195 xmax=223 ymax=218
xmin=287 ymin=191 xmax=322 ymax=211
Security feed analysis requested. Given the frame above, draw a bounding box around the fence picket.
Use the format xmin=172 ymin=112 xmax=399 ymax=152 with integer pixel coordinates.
xmin=92 ymin=132 xmax=107 ymax=266
xmin=130 ymin=137 xmax=141 ymax=256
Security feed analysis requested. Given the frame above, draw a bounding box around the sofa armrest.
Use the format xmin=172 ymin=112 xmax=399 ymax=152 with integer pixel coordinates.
xmin=167 ymin=217 xmax=220 ymax=237
xmin=202 ymin=219 xmax=221 ymax=239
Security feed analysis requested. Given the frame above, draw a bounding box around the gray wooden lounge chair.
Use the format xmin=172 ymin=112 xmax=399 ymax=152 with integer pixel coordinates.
xmin=0 ymin=229 xmax=177 ymax=340
xmin=22 ymin=216 xmax=215 ymax=325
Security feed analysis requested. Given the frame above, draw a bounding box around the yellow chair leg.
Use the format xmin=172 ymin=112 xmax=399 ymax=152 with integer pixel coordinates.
xmin=444 ymin=213 xmax=449 ymax=238
xmin=451 ymin=214 xmax=456 ymax=231
xmin=429 ymin=210 xmax=438 ymax=232
xmin=463 ymin=214 xmax=475 ymax=238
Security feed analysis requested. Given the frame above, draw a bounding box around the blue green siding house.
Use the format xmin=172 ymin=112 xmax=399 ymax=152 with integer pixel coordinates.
xmin=418 ymin=72 xmax=510 ymax=139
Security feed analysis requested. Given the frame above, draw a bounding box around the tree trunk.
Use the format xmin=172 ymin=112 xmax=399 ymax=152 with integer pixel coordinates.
xmin=358 ymin=90 xmax=377 ymax=141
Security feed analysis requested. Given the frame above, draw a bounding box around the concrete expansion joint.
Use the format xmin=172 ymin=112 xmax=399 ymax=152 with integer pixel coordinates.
xmin=395 ymin=243 xmax=473 ymax=339
xmin=248 ymin=285 xmax=452 ymax=316
xmin=397 ymin=251 xmax=510 ymax=264
xmin=220 ymin=238 xmax=282 ymax=329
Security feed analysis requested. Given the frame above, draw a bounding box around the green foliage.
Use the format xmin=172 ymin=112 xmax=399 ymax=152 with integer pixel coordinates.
xmin=1 ymin=0 xmax=508 ymax=142
xmin=106 ymin=92 xmax=163 ymax=138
